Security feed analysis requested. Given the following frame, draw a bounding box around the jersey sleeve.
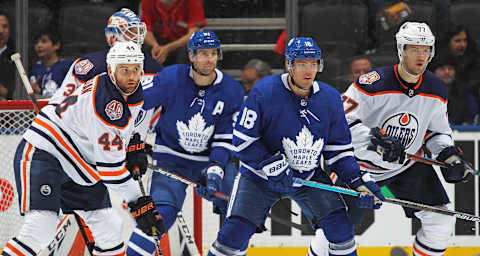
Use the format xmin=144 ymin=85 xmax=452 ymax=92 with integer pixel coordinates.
xmin=142 ymin=68 xmax=174 ymax=110
xmin=49 ymin=59 xmax=82 ymax=105
xmin=322 ymin=91 xmax=362 ymax=182
xmin=425 ymin=101 xmax=453 ymax=156
xmin=232 ymin=88 xmax=270 ymax=171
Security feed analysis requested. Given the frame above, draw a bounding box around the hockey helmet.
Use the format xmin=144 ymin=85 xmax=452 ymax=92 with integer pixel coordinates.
xmin=105 ymin=8 xmax=146 ymax=47
xmin=188 ymin=30 xmax=222 ymax=59
xmin=396 ymin=22 xmax=435 ymax=62
xmin=106 ymin=41 xmax=144 ymax=94
xmin=285 ymin=37 xmax=323 ymax=72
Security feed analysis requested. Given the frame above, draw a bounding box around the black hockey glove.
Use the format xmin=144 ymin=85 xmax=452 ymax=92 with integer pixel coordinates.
xmin=126 ymin=133 xmax=148 ymax=180
xmin=196 ymin=162 xmax=224 ymax=201
xmin=129 ymin=196 xmax=165 ymax=237
xmin=348 ymin=172 xmax=385 ymax=209
xmin=436 ymin=146 xmax=474 ymax=183
xmin=368 ymin=127 xmax=406 ymax=164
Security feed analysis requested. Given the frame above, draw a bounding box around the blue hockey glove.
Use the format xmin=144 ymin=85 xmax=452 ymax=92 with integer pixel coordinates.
xmin=196 ymin=162 xmax=224 ymax=201
xmin=368 ymin=127 xmax=406 ymax=164
xmin=348 ymin=172 xmax=385 ymax=209
xmin=437 ymin=146 xmax=474 ymax=183
xmin=260 ymin=153 xmax=294 ymax=193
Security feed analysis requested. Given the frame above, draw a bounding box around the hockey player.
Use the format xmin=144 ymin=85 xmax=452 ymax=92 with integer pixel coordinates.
xmin=1 ymin=42 xmax=164 ymax=256
xmin=309 ymin=22 xmax=474 ymax=256
xmin=206 ymin=37 xmax=385 ymax=256
xmin=126 ymin=31 xmax=244 ymax=255
xmin=50 ymin=7 xmax=163 ymax=105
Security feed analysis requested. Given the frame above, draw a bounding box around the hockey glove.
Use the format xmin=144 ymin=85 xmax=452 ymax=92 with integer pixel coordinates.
xmin=348 ymin=172 xmax=385 ymax=209
xmin=126 ymin=133 xmax=148 ymax=180
xmin=129 ymin=196 xmax=165 ymax=237
xmin=368 ymin=127 xmax=406 ymax=164
xmin=436 ymin=146 xmax=474 ymax=183
xmin=196 ymin=162 xmax=224 ymax=201
xmin=260 ymin=153 xmax=294 ymax=193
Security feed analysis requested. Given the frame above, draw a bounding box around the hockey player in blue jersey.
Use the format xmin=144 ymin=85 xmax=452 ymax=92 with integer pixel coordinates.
xmin=310 ymin=22 xmax=475 ymax=256
xmin=205 ymin=37 xmax=385 ymax=256
xmin=50 ymin=8 xmax=163 ymax=104
xmin=126 ymin=31 xmax=244 ymax=255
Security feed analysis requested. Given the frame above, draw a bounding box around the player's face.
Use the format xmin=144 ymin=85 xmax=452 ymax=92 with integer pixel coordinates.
xmin=350 ymin=58 xmax=372 ymax=82
xmin=114 ymin=64 xmax=142 ymax=94
xmin=449 ymin=30 xmax=467 ymax=57
xmin=289 ymin=59 xmax=318 ymax=88
xmin=0 ymin=15 xmax=9 ymax=48
xmin=191 ymin=49 xmax=218 ymax=74
xmin=35 ymin=35 xmax=60 ymax=59
xmin=402 ymin=45 xmax=431 ymax=75
xmin=434 ymin=65 xmax=456 ymax=85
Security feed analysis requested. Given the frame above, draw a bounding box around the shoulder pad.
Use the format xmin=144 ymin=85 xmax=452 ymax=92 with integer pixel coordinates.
xmin=357 ymin=70 xmax=381 ymax=85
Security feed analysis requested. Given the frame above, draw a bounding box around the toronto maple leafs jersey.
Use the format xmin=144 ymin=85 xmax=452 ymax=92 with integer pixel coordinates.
xmin=233 ymin=73 xmax=362 ymax=187
xmin=30 ymin=59 xmax=73 ymax=97
xmin=343 ymin=65 xmax=453 ymax=181
xmin=23 ymin=73 xmax=144 ymax=203
xmin=50 ymin=50 xmax=163 ymax=104
xmin=142 ymin=64 xmax=244 ymax=170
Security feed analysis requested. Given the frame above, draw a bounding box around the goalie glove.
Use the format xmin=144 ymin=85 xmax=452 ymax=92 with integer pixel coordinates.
xmin=348 ymin=172 xmax=385 ymax=209
xmin=129 ymin=196 xmax=165 ymax=237
xmin=196 ymin=162 xmax=224 ymax=201
xmin=368 ymin=127 xmax=406 ymax=164
xmin=126 ymin=133 xmax=148 ymax=180
xmin=436 ymin=146 xmax=474 ymax=183
xmin=260 ymin=153 xmax=294 ymax=193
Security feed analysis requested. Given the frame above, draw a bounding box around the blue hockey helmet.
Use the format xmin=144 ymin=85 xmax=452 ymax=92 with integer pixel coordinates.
xmin=188 ymin=30 xmax=222 ymax=59
xmin=105 ymin=8 xmax=146 ymax=47
xmin=285 ymin=37 xmax=323 ymax=72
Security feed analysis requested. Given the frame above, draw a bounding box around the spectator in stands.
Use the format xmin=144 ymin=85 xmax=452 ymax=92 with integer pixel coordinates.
xmin=349 ymin=56 xmax=372 ymax=83
xmin=0 ymin=10 xmax=15 ymax=100
xmin=30 ymin=29 xmax=72 ymax=98
xmin=430 ymin=53 xmax=478 ymax=125
xmin=241 ymin=59 xmax=272 ymax=95
xmin=141 ymin=0 xmax=206 ymax=65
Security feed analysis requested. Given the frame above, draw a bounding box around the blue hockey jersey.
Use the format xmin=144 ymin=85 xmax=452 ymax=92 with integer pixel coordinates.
xmin=30 ymin=59 xmax=72 ymax=97
xmin=143 ymin=64 xmax=244 ymax=170
xmin=233 ymin=73 xmax=361 ymax=186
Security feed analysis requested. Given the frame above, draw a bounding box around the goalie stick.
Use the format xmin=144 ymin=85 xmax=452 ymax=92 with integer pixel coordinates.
xmin=148 ymin=164 xmax=311 ymax=233
xmin=294 ymin=178 xmax=480 ymax=223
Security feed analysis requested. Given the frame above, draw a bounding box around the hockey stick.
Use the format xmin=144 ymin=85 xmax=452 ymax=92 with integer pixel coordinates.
xmin=406 ymin=153 xmax=479 ymax=175
xmin=10 ymin=53 xmax=41 ymax=113
xmin=294 ymin=178 xmax=480 ymax=222
xmin=148 ymin=164 xmax=311 ymax=232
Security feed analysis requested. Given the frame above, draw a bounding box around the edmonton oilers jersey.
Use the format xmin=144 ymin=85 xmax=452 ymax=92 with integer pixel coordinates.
xmin=343 ymin=64 xmax=453 ymax=181
xmin=142 ymin=64 xmax=244 ymax=171
xmin=233 ymin=73 xmax=361 ymax=187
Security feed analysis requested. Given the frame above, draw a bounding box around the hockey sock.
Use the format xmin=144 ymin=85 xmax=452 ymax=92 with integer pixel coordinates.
xmin=318 ymin=210 xmax=357 ymax=256
xmin=208 ymin=216 xmax=256 ymax=256
xmin=307 ymin=229 xmax=329 ymax=256
xmin=127 ymin=227 xmax=157 ymax=256
xmin=156 ymin=204 xmax=180 ymax=231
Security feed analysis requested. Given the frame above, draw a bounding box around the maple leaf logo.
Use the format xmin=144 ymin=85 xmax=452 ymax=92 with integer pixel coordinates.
xmin=177 ymin=112 xmax=214 ymax=153
xmin=282 ymin=126 xmax=324 ymax=172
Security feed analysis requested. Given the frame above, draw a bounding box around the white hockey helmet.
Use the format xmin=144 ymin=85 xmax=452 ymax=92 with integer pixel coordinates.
xmin=395 ymin=22 xmax=435 ymax=62
xmin=106 ymin=41 xmax=144 ymax=94
xmin=105 ymin=8 xmax=146 ymax=47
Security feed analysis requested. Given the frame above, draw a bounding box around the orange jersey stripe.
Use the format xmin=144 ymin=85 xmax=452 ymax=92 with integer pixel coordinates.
xmin=413 ymin=244 xmax=432 ymax=256
xmin=33 ymin=118 xmax=101 ymax=181
xmin=98 ymin=167 xmax=128 ymax=177
xmin=22 ymin=143 xmax=33 ymax=213
xmin=5 ymin=243 xmax=26 ymax=256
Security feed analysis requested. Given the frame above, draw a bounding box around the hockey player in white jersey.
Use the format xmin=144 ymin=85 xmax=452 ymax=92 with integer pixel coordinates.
xmin=206 ymin=37 xmax=385 ymax=256
xmin=309 ymin=22 xmax=474 ymax=256
xmin=1 ymin=42 xmax=164 ymax=256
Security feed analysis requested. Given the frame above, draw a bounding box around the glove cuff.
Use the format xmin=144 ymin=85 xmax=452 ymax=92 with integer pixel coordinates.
xmin=437 ymin=146 xmax=462 ymax=163
xmin=348 ymin=172 xmax=373 ymax=189
xmin=207 ymin=164 xmax=224 ymax=179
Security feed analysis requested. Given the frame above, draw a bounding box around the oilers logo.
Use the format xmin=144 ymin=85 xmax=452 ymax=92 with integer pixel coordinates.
xmin=381 ymin=112 xmax=418 ymax=149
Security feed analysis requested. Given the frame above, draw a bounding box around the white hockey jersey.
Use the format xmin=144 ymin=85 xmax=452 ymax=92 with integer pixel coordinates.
xmin=23 ymin=73 xmax=144 ymax=203
xmin=343 ymin=65 xmax=453 ymax=181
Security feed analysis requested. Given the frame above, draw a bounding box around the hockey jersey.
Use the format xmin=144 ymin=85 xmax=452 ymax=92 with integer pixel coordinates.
xmin=23 ymin=73 xmax=144 ymax=203
xmin=50 ymin=50 xmax=163 ymax=104
xmin=142 ymin=64 xmax=244 ymax=170
xmin=30 ymin=59 xmax=73 ymax=97
xmin=233 ymin=73 xmax=361 ymax=187
xmin=343 ymin=64 xmax=453 ymax=181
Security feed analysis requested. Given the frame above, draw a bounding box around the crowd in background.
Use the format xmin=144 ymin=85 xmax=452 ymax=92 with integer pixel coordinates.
xmin=0 ymin=0 xmax=479 ymax=126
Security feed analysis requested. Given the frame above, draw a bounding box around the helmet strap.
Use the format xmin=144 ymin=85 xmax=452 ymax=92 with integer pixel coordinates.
xmin=399 ymin=60 xmax=421 ymax=81
xmin=287 ymin=68 xmax=310 ymax=97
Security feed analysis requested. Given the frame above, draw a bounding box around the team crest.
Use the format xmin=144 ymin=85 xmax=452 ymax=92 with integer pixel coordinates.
xmin=358 ymin=71 xmax=380 ymax=85
xmin=135 ymin=109 xmax=146 ymax=127
xmin=40 ymin=185 xmax=51 ymax=196
xmin=74 ymin=59 xmax=94 ymax=75
xmin=177 ymin=113 xmax=214 ymax=153
xmin=282 ymin=126 xmax=324 ymax=172
xmin=381 ymin=112 xmax=419 ymax=149
xmin=105 ymin=100 xmax=123 ymax=121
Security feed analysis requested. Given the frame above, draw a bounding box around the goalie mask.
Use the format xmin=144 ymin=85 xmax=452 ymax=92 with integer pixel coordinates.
xmin=396 ymin=22 xmax=435 ymax=63
xmin=106 ymin=41 xmax=145 ymax=95
xmin=105 ymin=8 xmax=146 ymax=47
xmin=285 ymin=37 xmax=323 ymax=72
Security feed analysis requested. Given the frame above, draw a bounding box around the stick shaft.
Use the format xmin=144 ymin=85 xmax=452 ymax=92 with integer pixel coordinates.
xmin=406 ymin=153 xmax=479 ymax=175
xmin=11 ymin=53 xmax=41 ymax=113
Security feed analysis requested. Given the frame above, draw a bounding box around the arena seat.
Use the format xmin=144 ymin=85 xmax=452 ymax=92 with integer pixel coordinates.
xmin=450 ymin=1 xmax=480 ymax=45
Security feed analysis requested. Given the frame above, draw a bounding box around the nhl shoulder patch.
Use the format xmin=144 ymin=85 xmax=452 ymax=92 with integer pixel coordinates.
xmin=105 ymin=100 xmax=123 ymax=121
xmin=358 ymin=71 xmax=380 ymax=85
xmin=74 ymin=59 xmax=94 ymax=75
